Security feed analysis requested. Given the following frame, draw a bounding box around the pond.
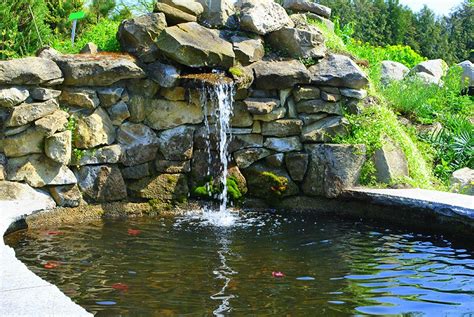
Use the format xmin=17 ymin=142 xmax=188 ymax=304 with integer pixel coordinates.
xmin=5 ymin=210 xmax=474 ymax=316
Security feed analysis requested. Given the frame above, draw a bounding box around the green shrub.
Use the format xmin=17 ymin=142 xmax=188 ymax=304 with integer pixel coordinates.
xmin=192 ymin=176 xmax=244 ymax=202
xmin=51 ymin=19 xmax=120 ymax=53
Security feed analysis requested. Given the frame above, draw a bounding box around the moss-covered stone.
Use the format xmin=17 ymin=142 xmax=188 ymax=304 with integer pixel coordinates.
xmin=127 ymin=173 xmax=189 ymax=203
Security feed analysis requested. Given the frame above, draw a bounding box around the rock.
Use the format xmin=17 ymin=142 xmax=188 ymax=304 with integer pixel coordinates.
xmin=80 ymin=42 xmax=98 ymax=54
xmin=340 ymin=88 xmax=367 ymax=100
xmin=117 ymin=13 xmax=167 ymax=62
xmin=155 ymin=160 xmax=191 ymax=173
xmin=127 ymin=173 xmax=189 ymax=202
xmin=252 ymin=60 xmax=311 ymax=89
xmin=242 ymin=162 xmax=299 ymax=199
xmin=231 ymin=101 xmax=253 ymax=127
xmin=36 ymin=46 xmax=62 ymax=59
xmin=6 ymin=99 xmax=59 ymax=127
xmin=107 ymin=101 xmax=130 ymax=125
xmin=0 ymin=154 xmax=6 ymax=180
xmin=158 ymin=125 xmax=195 ymax=160
xmin=160 ymin=87 xmax=186 ymax=101
xmin=54 ymin=54 xmax=145 ymax=86
xmin=72 ymin=144 xmax=123 ymax=166
xmin=30 ymin=87 xmax=61 ymax=102
xmin=146 ymin=61 xmax=181 ymax=88
xmin=302 ymin=144 xmax=366 ymax=198
xmin=97 ymin=87 xmax=124 ymax=107
xmin=309 ymin=54 xmax=369 ymax=89
xmin=261 ymin=119 xmax=303 ymax=137
xmin=3 ymin=127 xmax=45 ymax=157
xmin=243 ymin=98 xmax=280 ymax=115
xmin=250 ymin=89 xmax=278 ymax=98
xmin=128 ymin=95 xmax=147 ymax=123
xmin=228 ymin=164 xmax=248 ymax=195
xmin=292 ymin=86 xmax=320 ymax=102
xmin=76 ymin=165 xmax=127 ymax=202
xmin=283 ymin=0 xmax=331 ymax=18
xmin=0 ymin=87 xmax=29 ymax=107
xmin=413 ymin=72 xmax=441 ymax=85
xmin=299 ymin=13 xmax=334 ymax=31
xmin=121 ymin=163 xmax=151 ymax=179
xmin=35 ymin=110 xmax=69 ymax=136
xmin=0 ymin=57 xmax=63 ymax=86
xmin=127 ymin=79 xmax=160 ymax=98
xmin=0 ymin=181 xmax=56 ymax=208
xmin=228 ymin=134 xmax=263 ymax=152
xmin=373 ymin=138 xmax=409 ymax=184
xmin=252 ymin=121 xmax=261 ymax=133
xmin=3 ymin=125 xmax=30 ymax=137
xmin=49 ymin=184 xmax=82 ymax=207
xmin=411 ymin=59 xmax=447 ymax=82
xmin=265 ymin=153 xmax=284 ymax=167
xmin=7 ymin=154 xmax=77 ymax=188
xmin=380 ymin=60 xmax=409 ymax=85
xmin=266 ymin=26 xmax=326 ymax=59
xmin=117 ymin=122 xmax=160 ymax=166
xmin=154 ymin=2 xmax=197 ymax=25
xmin=450 ymin=167 xmax=474 ymax=195
xmin=59 ymin=88 xmax=100 ymax=109
xmin=233 ymin=147 xmax=272 ymax=169
xmin=253 ymin=106 xmax=286 ymax=122
xmin=458 ymin=60 xmax=473 ymax=87
xmin=156 ymin=22 xmax=234 ymax=68
xmin=45 ymin=131 xmax=72 ymax=165
xmin=145 ymin=99 xmax=203 ymax=130
xmin=191 ymin=148 xmax=220 ymax=182
xmin=321 ymin=91 xmax=341 ymax=102
xmin=231 ymin=35 xmax=265 ymax=65
xmin=230 ymin=65 xmax=254 ymax=90
xmin=238 ymin=0 xmax=293 ymax=35
xmin=299 ymin=113 xmax=328 ymax=125
xmin=162 ymin=0 xmax=204 ymax=16
xmin=301 ymin=116 xmax=349 ymax=142
xmin=74 ymin=108 xmax=116 ymax=149
xmin=285 ymin=152 xmax=308 ymax=181
xmin=264 ymin=136 xmax=302 ymax=152
xmin=196 ymin=0 xmax=235 ymax=27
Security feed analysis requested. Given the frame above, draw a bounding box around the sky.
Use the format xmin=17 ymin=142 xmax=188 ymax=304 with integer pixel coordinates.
xmin=398 ymin=0 xmax=464 ymax=16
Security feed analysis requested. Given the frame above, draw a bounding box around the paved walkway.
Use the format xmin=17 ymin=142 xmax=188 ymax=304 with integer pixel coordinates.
xmin=1 ymin=199 xmax=92 ymax=317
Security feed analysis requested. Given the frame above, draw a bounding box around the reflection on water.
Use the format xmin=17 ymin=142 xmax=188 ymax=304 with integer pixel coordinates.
xmin=5 ymin=212 xmax=474 ymax=316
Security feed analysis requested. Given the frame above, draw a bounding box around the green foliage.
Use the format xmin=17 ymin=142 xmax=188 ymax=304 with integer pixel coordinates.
xmin=51 ymin=19 xmax=120 ymax=53
xmin=229 ymin=66 xmax=244 ymax=77
xmin=299 ymin=56 xmax=317 ymax=67
xmin=260 ymin=172 xmax=288 ymax=197
xmin=72 ymin=148 xmax=86 ymax=161
xmin=192 ymin=176 xmax=244 ymax=202
xmin=90 ymin=0 xmax=116 ymax=23
xmin=46 ymin=0 xmax=85 ymax=36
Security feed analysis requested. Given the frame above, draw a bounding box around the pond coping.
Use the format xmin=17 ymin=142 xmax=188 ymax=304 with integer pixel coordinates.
xmin=0 ymin=200 xmax=92 ymax=317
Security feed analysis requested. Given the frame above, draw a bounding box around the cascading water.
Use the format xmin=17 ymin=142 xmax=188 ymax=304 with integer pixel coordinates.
xmin=197 ymin=77 xmax=237 ymax=227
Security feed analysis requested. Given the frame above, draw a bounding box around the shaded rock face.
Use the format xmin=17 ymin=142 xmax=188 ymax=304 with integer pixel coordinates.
xmin=0 ymin=57 xmax=63 ymax=86
xmin=145 ymin=98 xmax=203 ymax=130
xmin=158 ymin=125 xmax=195 ymax=160
xmin=76 ymin=165 xmax=127 ymax=202
xmin=309 ymin=54 xmax=369 ymax=89
xmin=231 ymin=35 xmax=265 ymax=65
xmin=302 ymin=144 xmax=366 ymax=198
xmin=117 ymin=13 xmax=168 ymax=62
xmin=127 ymin=173 xmax=189 ymax=202
xmin=238 ymin=0 xmax=293 ymax=35
xmin=252 ymin=60 xmax=311 ymax=89
xmin=156 ymin=22 xmax=235 ymax=68
xmin=117 ymin=122 xmax=160 ymax=166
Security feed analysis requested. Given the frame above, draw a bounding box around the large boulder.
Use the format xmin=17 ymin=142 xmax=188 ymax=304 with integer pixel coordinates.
xmin=309 ymin=54 xmax=369 ymax=89
xmin=302 ymin=144 xmax=366 ymax=198
xmin=127 ymin=173 xmax=189 ymax=202
xmin=145 ymin=61 xmax=181 ymax=87
xmin=6 ymin=99 xmax=59 ymax=127
xmin=117 ymin=122 xmax=160 ymax=166
xmin=458 ymin=60 xmax=473 ymax=87
xmin=0 ymin=87 xmax=29 ymax=108
xmin=76 ymin=165 xmax=127 ymax=202
xmin=266 ymin=26 xmax=326 ymax=59
xmin=283 ymin=0 xmax=331 ymax=18
xmin=411 ymin=59 xmax=447 ymax=83
xmin=154 ymin=2 xmax=197 ymax=25
xmin=156 ymin=22 xmax=235 ymax=68
xmin=53 ymin=54 xmax=146 ymax=86
xmin=231 ymin=35 xmax=265 ymax=65
xmin=158 ymin=125 xmax=195 ymax=160
xmin=373 ymin=138 xmax=409 ymax=184
xmin=145 ymin=98 xmax=203 ymax=130
xmin=238 ymin=0 xmax=293 ymax=35
xmin=117 ymin=13 xmax=168 ymax=62
xmin=6 ymin=154 xmax=77 ymax=188
xmin=450 ymin=167 xmax=474 ymax=195
xmin=195 ymin=0 xmax=235 ymax=27
xmin=0 ymin=57 xmax=63 ymax=86
xmin=0 ymin=180 xmax=56 ymax=209
xmin=380 ymin=60 xmax=409 ymax=85
xmin=285 ymin=152 xmax=308 ymax=182
xmin=3 ymin=127 xmax=45 ymax=157
xmin=74 ymin=108 xmax=116 ymax=149
xmin=252 ymin=60 xmax=311 ymax=89
xmin=162 ymin=0 xmax=204 ymax=16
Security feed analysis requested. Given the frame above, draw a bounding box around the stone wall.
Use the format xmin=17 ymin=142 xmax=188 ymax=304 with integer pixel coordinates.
xmin=0 ymin=0 xmax=370 ymax=209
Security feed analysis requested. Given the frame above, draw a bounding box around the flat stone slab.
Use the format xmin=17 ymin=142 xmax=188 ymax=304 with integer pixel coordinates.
xmin=345 ymin=188 xmax=473 ymax=221
xmin=1 ymin=200 xmax=91 ymax=316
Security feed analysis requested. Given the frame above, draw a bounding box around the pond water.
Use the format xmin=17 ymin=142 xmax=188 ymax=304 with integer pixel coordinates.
xmin=5 ymin=210 xmax=474 ymax=316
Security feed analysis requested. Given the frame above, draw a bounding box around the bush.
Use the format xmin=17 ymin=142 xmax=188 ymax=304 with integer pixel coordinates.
xmin=51 ymin=19 xmax=120 ymax=54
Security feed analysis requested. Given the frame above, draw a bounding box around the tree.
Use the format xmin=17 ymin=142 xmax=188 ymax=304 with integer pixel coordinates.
xmin=46 ymin=0 xmax=85 ymax=36
xmin=90 ymin=0 xmax=116 ymax=22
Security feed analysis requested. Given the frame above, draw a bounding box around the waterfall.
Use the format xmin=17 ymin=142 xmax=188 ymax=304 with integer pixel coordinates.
xmin=197 ymin=76 xmax=237 ymax=227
